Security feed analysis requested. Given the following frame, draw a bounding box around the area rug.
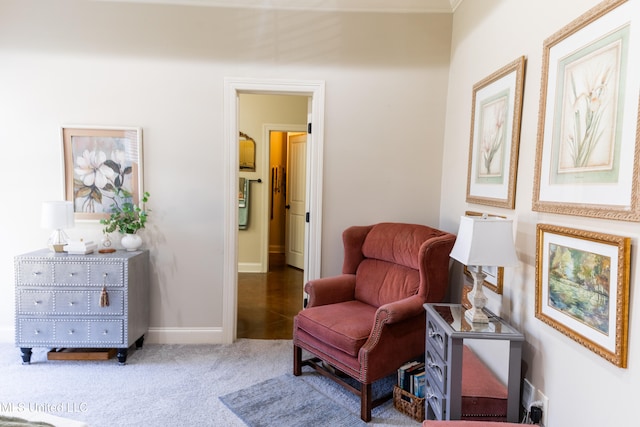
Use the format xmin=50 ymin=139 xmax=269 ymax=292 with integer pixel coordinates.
xmin=219 ymin=371 xmax=398 ymax=427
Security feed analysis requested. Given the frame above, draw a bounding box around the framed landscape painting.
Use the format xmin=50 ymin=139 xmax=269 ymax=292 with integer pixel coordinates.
xmin=62 ymin=126 xmax=143 ymax=221
xmin=535 ymin=223 xmax=630 ymax=367
xmin=533 ymin=0 xmax=640 ymax=221
xmin=466 ymin=56 xmax=526 ymax=209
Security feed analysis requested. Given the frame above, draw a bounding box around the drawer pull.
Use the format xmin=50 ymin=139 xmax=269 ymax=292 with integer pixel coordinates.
xmin=34 ymin=300 xmax=42 ymax=305
xmin=69 ymin=301 xmax=76 ymax=306
xmin=68 ymin=329 xmax=75 ymax=335
xmin=103 ymin=330 xmax=109 ymax=335
xmin=33 ymin=271 xmax=42 ymax=276
xmin=69 ymin=272 xmax=76 ymax=277
xmin=100 ymin=286 xmax=110 ymax=307
xmin=34 ymin=329 xmax=40 ymax=335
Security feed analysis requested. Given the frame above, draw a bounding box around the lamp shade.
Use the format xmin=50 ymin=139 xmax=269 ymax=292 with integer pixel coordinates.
xmin=41 ymin=201 xmax=75 ymax=229
xmin=450 ymin=215 xmax=518 ymax=267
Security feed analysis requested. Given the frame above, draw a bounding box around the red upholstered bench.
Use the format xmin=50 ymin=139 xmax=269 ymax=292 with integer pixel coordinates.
xmin=460 ymin=345 xmax=508 ymax=421
xmin=423 ymin=421 xmax=521 ymax=427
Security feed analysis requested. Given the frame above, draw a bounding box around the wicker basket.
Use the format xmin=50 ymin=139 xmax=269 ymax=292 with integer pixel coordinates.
xmin=393 ymin=385 xmax=425 ymax=422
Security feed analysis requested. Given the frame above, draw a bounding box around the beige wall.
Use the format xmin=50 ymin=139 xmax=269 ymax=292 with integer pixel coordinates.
xmin=0 ymin=0 xmax=452 ymax=339
xmin=440 ymin=1 xmax=639 ymax=425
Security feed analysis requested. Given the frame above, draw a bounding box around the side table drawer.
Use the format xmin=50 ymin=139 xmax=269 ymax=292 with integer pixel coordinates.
xmin=427 ymin=315 xmax=448 ymax=361
xmin=89 ymin=320 xmax=124 ymax=344
xmin=426 ymin=371 xmax=446 ymax=420
xmin=426 ymin=343 xmax=447 ymax=393
xmin=54 ymin=263 xmax=89 ymax=285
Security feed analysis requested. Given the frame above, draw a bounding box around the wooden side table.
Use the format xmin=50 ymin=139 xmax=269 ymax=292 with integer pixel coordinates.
xmin=423 ymin=303 xmax=524 ymax=422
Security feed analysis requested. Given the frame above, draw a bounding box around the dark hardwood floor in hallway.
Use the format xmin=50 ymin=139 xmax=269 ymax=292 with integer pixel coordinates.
xmin=237 ymin=253 xmax=304 ymax=339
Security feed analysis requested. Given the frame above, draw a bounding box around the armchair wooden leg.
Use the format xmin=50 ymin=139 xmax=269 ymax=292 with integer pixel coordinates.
xmin=293 ymin=344 xmax=302 ymax=376
xmin=361 ymin=382 xmax=372 ymax=422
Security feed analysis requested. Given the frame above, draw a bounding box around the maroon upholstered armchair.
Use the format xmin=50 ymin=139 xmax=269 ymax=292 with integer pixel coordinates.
xmin=293 ymin=222 xmax=456 ymax=422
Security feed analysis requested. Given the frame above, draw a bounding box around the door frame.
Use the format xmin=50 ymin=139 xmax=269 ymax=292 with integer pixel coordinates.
xmin=223 ymin=77 xmax=325 ymax=343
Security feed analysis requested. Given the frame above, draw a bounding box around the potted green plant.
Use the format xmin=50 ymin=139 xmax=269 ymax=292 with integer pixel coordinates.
xmin=100 ymin=191 xmax=150 ymax=251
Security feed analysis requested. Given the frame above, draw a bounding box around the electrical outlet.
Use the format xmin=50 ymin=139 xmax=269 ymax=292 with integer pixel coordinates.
xmin=533 ymin=389 xmax=549 ymax=426
xmin=522 ymin=378 xmax=534 ymax=409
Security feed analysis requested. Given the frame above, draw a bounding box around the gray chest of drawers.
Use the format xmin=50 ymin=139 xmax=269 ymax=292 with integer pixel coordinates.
xmin=15 ymin=249 xmax=149 ymax=364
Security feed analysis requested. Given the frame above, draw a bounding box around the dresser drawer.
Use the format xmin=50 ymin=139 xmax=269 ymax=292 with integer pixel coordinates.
xmin=17 ymin=319 xmax=55 ymax=343
xmin=54 ymin=263 xmax=89 ymax=285
xmin=426 ymin=342 xmax=447 ymax=393
xmin=426 ymin=370 xmax=446 ymax=420
xmin=427 ymin=315 xmax=448 ymax=361
xmin=89 ymin=290 xmax=124 ymax=315
xmin=17 ymin=291 xmax=54 ymax=314
xmin=89 ymin=320 xmax=124 ymax=344
xmin=55 ymin=320 xmax=89 ymax=343
xmin=89 ymin=264 xmax=124 ymax=287
xmin=17 ymin=263 xmax=54 ymax=285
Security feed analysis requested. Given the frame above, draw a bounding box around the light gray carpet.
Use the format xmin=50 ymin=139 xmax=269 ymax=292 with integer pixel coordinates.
xmin=0 ymin=340 xmax=419 ymax=427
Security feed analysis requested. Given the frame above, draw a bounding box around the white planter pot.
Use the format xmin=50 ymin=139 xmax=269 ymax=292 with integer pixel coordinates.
xmin=121 ymin=233 xmax=142 ymax=251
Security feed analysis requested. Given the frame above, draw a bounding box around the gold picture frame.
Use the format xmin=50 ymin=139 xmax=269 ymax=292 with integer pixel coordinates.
xmin=532 ymin=0 xmax=640 ymax=221
xmin=463 ymin=211 xmax=505 ymax=294
xmin=62 ymin=126 xmax=143 ymax=221
xmin=535 ymin=223 xmax=630 ymax=367
xmin=466 ymin=56 xmax=526 ymax=209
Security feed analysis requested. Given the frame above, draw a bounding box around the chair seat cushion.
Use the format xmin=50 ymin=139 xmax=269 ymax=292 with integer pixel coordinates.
xmin=295 ymin=300 xmax=377 ymax=357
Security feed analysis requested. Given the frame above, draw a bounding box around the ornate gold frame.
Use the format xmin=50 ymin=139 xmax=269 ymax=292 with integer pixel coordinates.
xmin=466 ymin=56 xmax=526 ymax=209
xmin=532 ymin=0 xmax=640 ymax=221
xmin=535 ymin=223 xmax=630 ymax=367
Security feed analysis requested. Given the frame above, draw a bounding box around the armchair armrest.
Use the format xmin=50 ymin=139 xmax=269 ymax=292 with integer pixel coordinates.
xmin=305 ymin=274 xmax=356 ymax=307
xmin=374 ymin=294 xmax=425 ymax=325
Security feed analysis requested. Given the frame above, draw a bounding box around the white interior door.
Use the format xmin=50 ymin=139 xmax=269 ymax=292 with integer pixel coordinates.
xmin=285 ymin=133 xmax=306 ymax=269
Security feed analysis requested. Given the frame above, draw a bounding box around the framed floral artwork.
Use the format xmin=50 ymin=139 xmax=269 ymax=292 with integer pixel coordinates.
xmin=535 ymin=223 xmax=630 ymax=367
xmin=533 ymin=0 xmax=640 ymax=221
xmin=62 ymin=126 xmax=143 ymax=221
xmin=466 ymin=56 xmax=526 ymax=209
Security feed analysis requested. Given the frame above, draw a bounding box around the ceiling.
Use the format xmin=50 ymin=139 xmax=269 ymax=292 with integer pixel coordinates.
xmin=95 ymin=0 xmax=463 ymax=13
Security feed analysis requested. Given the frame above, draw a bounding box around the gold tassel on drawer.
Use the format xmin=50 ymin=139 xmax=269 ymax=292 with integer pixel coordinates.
xmin=100 ymin=286 xmax=109 ymax=307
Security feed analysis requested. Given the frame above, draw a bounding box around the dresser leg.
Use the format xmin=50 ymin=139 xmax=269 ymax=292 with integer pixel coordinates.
xmin=117 ymin=348 xmax=128 ymax=364
xmin=135 ymin=335 xmax=145 ymax=349
xmin=20 ymin=347 xmax=32 ymax=364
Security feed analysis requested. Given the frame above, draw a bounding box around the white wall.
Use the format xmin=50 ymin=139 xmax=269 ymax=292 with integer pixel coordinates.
xmin=440 ymin=1 xmax=639 ymax=426
xmin=0 ymin=0 xmax=452 ymax=341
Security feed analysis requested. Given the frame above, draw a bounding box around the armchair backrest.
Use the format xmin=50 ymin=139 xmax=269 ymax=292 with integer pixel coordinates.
xmin=342 ymin=223 xmax=456 ymax=308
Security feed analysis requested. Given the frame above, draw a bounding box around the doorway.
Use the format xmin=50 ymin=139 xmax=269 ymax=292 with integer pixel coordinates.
xmin=222 ymin=78 xmax=326 ymax=343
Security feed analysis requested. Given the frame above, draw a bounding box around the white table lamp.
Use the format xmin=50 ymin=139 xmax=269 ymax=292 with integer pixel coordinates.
xmin=41 ymin=201 xmax=75 ymax=252
xmin=450 ymin=215 xmax=518 ymax=323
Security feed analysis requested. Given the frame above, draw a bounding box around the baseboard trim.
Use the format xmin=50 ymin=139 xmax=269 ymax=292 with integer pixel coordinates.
xmin=238 ymin=262 xmax=263 ymax=273
xmin=145 ymin=327 xmax=225 ymax=344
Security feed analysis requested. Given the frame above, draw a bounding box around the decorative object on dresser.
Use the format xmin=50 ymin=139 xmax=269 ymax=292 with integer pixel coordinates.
xmin=293 ymin=222 xmax=457 ymax=422
xmin=449 ymin=215 xmax=518 ymax=324
xmin=41 ymin=201 xmax=75 ymax=252
xmin=14 ymin=249 xmax=150 ymax=364
xmin=100 ymin=191 xmax=150 ymax=251
xmin=424 ymin=303 xmax=524 ymax=422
